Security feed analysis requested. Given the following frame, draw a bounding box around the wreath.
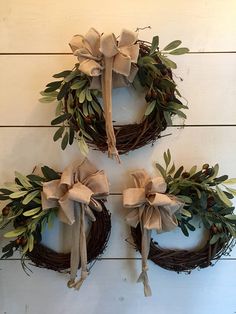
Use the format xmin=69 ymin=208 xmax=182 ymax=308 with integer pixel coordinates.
xmin=123 ymin=150 xmax=236 ymax=296
xmin=40 ymin=28 xmax=189 ymax=161
xmin=0 ymin=159 xmax=111 ymax=290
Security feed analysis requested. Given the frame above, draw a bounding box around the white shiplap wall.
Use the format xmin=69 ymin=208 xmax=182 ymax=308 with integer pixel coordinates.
xmin=0 ymin=1 xmax=236 ymax=313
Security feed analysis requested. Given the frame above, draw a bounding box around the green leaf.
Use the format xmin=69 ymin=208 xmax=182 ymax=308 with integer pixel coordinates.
xmin=189 ymin=165 xmax=197 ymax=176
xmin=55 ymin=100 xmax=63 ymax=116
xmin=9 ymin=191 xmax=28 ymax=199
xmin=164 ymin=150 xmax=171 ymax=168
xmin=225 ymin=186 xmax=236 ymax=196
xmin=85 ymin=89 xmax=93 ymax=101
xmin=61 ymin=132 xmax=69 ymax=150
xmin=207 ymin=164 xmax=219 ymax=181
xmin=144 ymin=101 xmax=156 ymax=116
xmin=77 ymin=137 xmax=89 ymax=156
xmin=39 ymin=96 xmax=56 ymax=103
xmin=214 ymin=175 xmax=228 ymax=183
xmin=163 ymin=40 xmax=182 ymax=51
xmin=71 ymin=80 xmax=87 ymax=90
xmin=169 ymin=48 xmax=189 ymax=55
xmin=180 ymin=222 xmax=189 ymax=237
xmin=80 ymin=129 xmax=93 ymax=141
xmin=164 ymin=111 xmax=172 ymax=126
xmin=15 ymin=172 xmax=32 ymax=189
xmin=224 ymin=178 xmax=236 ymax=185
xmin=178 ymin=195 xmax=192 ymax=204
xmin=79 ymin=89 xmax=86 ymax=103
xmin=210 ymin=233 xmax=221 ymax=245
xmin=23 ymin=207 xmax=41 ymax=217
xmin=22 ymin=190 xmax=40 ymax=205
xmin=159 ymin=55 xmax=177 ymax=69
xmin=28 ymin=234 xmax=34 ymax=252
xmin=216 ymin=186 xmax=232 ymax=207
xmin=64 ymin=70 xmax=79 ymax=82
xmin=227 ymin=224 xmax=236 ymax=237
xmin=168 ymin=163 xmax=175 ymax=175
xmin=40 ymin=90 xmax=58 ymax=97
xmin=41 ymin=166 xmax=60 ymax=180
xmin=174 ymin=110 xmax=187 ymax=119
xmin=186 ymin=222 xmax=196 ymax=231
xmin=57 ymin=82 xmax=70 ymax=101
xmin=69 ymin=128 xmax=75 ymax=145
xmin=4 ymin=227 xmax=26 ymax=238
xmin=45 ymin=80 xmax=62 ymax=90
xmin=7 ymin=209 xmax=23 ymax=221
xmin=225 ymin=214 xmax=236 ymax=222
xmin=22 ymin=242 xmax=29 ymax=255
xmin=53 ymin=126 xmax=65 ymax=141
xmin=180 ymin=208 xmax=192 ymax=217
xmin=174 ymin=166 xmax=184 ymax=179
xmin=150 ymin=36 xmax=159 ymax=55
xmin=53 ymin=70 xmax=72 ymax=78
xmin=51 ymin=113 xmax=71 ymax=125
xmin=155 ymin=163 xmax=166 ymax=179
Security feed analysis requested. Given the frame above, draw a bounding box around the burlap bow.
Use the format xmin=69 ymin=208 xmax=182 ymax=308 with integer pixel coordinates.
xmin=123 ymin=170 xmax=183 ymax=297
xmin=41 ymin=159 xmax=109 ymax=290
xmin=69 ymin=28 xmax=139 ymax=162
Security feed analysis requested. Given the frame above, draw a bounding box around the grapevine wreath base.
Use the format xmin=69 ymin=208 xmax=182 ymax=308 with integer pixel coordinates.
xmin=28 ymin=203 xmax=111 ymax=272
xmin=131 ymin=225 xmax=234 ymax=273
xmin=123 ymin=150 xmax=236 ymax=296
xmin=40 ymin=28 xmax=189 ymax=159
xmin=1 ymin=159 xmax=111 ymax=290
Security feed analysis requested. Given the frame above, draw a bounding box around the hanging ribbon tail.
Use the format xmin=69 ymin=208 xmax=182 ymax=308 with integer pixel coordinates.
xmin=101 ymin=56 xmax=120 ymax=163
xmin=138 ymin=226 xmax=152 ymax=297
xmin=67 ymin=203 xmax=89 ymax=291
xmin=137 ymin=270 xmax=152 ymax=297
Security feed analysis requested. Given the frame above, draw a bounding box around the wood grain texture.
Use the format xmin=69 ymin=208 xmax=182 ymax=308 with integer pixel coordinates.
xmin=0 ymin=53 xmax=236 ymax=125
xmin=1 ymin=0 xmax=236 ymax=52
xmin=1 ymin=259 xmax=236 ymax=314
xmin=1 ymin=1 xmax=236 ymax=312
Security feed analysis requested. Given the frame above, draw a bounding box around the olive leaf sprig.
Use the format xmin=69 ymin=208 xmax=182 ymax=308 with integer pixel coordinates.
xmin=156 ymin=150 xmax=236 ymax=243
xmin=39 ymin=67 xmax=103 ymax=155
xmin=137 ymin=36 xmax=189 ymax=123
xmin=0 ymin=166 xmax=60 ymax=273
xmin=39 ymin=35 xmax=189 ymax=154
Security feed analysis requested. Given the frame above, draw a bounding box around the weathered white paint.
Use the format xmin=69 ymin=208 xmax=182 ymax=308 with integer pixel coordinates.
xmin=0 ymin=259 xmax=236 ymax=314
xmin=1 ymin=53 xmax=236 ymax=125
xmin=1 ymin=0 xmax=236 ymax=52
xmin=0 ymin=1 xmax=236 ymax=313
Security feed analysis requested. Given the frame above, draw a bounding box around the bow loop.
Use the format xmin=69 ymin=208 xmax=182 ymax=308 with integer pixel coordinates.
xmin=41 ymin=159 xmax=109 ymax=291
xmin=123 ymin=170 xmax=183 ymax=296
xmin=69 ymin=28 xmax=139 ymax=161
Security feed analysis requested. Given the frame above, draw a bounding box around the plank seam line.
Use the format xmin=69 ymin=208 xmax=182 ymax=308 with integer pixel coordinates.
xmin=0 ymin=51 xmax=236 ymax=55
xmin=1 ymin=257 xmax=236 ymax=261
xmin=0 ymin=125 xmax=235 ymax=128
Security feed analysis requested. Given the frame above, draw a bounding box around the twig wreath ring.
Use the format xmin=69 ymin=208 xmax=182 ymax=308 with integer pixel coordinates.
xmin=40 ymin=28 xmax=189 ymax=160
xmin=0 ymin=159 xmax=111 ymax=291
xmin=123 ymin=151 xmax=236 ymax=296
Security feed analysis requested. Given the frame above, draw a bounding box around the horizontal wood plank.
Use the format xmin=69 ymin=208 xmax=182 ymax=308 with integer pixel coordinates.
xmin=0 ymin=54 xmax=236 ymax=125
xmin=1 ymin=1 xmax=236 ymax=52
xmin=0 ymin=259 xmax=236 ymax=314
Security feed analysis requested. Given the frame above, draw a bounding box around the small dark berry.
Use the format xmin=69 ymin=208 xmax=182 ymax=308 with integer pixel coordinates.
xmin=211 ymin=225 xmax=218 ymax=234
xmin=182 ymin=172 xmax=190 ymax=178
xmin=2 ymin=206 xmax=10 ymax=216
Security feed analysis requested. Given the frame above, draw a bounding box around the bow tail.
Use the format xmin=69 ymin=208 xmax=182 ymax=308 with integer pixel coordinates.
xmin=137 ymin=222 xmax=152 ymax=297
xmin=67 ymin=203 xmax=89 ymax=290
xmin=101 ymin=56 xmax=120 ymax=163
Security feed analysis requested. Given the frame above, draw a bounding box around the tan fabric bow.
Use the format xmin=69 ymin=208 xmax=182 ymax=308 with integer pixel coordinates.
xmin=123 ymin=170 xmax=183 ymax=297
xmin=41 ymin=159 xmax=109 ymax=290
xmin=69 ymin=28 xmax=139 ymax=162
